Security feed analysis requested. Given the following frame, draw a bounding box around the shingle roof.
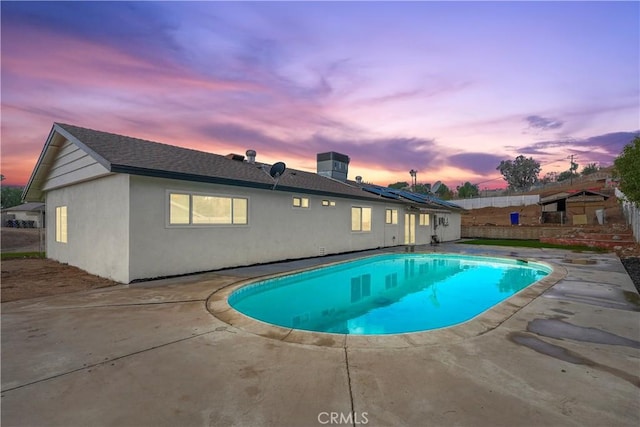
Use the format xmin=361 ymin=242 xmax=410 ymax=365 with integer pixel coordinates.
xmin=52 ymin=123 xmax=397 ymax=202
xmin=24 ymin=123 xmax=459 ymax=212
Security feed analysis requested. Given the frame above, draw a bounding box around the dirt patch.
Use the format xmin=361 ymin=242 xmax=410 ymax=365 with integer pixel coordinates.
xmin=461 ymin=195 xmax=623 ymax=227
xmin=1 ymin=258 xmax=120 ymax=303
xmin=1 ymin=228 xmax=44 ymax=253
xmin=462 ymin=204 xmax=542 ymax=226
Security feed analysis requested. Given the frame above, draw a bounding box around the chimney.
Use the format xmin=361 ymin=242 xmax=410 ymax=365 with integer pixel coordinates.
xmin=246 ymin=149 xmax=256 ymax=164
xmin=317 ymin=152 xmax=350 ymax=182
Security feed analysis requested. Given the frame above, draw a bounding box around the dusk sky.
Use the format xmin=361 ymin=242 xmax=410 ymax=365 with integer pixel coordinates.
xmin=2 ymin=1 xmax=639 ymax=189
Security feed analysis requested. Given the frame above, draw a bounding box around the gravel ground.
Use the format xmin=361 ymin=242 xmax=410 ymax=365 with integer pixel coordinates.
xmin=620 ymin=257 xmax=640 ymax=293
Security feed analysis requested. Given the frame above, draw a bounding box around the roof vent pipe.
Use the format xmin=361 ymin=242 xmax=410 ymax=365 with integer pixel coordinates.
xmin=246 ymin=149 xmax=256 ymax=164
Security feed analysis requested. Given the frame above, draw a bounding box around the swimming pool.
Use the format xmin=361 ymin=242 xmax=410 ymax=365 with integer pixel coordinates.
xmin=229 ymin=254 xmax=551 ymax=335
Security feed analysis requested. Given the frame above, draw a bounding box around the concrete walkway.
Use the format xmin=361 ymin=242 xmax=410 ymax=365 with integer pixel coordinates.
xmin=2 ymin=244 xmax=639 ymax=426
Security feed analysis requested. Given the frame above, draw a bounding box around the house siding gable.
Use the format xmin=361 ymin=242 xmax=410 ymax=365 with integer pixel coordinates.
xmin=42 ymin=139 xmax=110 ymax=191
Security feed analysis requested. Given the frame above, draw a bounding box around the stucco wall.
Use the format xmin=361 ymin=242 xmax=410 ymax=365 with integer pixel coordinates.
xmin=46 ymin=174 xmax=130 ymax=283
xmin=127 ymin=176 xmax=412 ymax=281
xmin=44 ymin=173 xmax=462 ymax=283
xmin=433 ymin=211 xmax=462 ymax=242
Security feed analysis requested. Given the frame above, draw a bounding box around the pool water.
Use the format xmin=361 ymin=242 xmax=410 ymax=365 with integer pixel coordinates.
xmin=229 ymin=254 xmax=550 ymax=335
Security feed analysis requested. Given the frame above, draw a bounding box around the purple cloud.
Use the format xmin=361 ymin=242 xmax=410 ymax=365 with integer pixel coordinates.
xmin=518 ymin=131 xmax=639 ymax=164
xmin=196 ymin=122 xmax=440 ymax=172
xmin=525 ymin=115 xmax=564 ymax=131
xmin=448 ymin=153 xmax=506 ymax=175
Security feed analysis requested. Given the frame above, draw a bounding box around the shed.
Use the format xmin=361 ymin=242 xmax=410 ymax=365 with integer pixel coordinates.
xmin=539 ymin=190 xmax=609 ymax=225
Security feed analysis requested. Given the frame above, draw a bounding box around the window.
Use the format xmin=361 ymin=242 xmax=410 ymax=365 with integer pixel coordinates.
xmin=170 ymin=194 xmax=190 ymax=224
xmin=193 ymin=195 xmax=231 ymax=224
xmin=293 ymin=197 xmax=309 ymax=208
xmin=385 ymin=209 xmax=398 ymax=224
xmin=351 ymin=206 xmax=372 ymax=232
xmin=232 ymin=198 xmax=248 ymax=224
xmin=169 ymin=192 xmax=248 ymax=225
xmin=419 ymin=213 xmax=430 ymax=226
xmin=322 ymin=200 xmax=336 ymax=207
xmin=55 ymin=206 xmax=67 ymax=243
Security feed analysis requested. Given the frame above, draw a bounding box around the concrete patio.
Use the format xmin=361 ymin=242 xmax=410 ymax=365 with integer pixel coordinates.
xmin=2 ymin=244 xmax=639 ymax=426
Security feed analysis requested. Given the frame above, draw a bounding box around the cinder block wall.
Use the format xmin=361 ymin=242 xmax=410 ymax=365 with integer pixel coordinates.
xmin=461 ymin=226 xmax=557 ymax=240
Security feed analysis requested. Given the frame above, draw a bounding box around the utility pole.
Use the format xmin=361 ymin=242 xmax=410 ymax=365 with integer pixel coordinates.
xmin=409 ymin=169 xmax=417 ymax=192
xmin=568 ymin=155 xmax=577 ymax=186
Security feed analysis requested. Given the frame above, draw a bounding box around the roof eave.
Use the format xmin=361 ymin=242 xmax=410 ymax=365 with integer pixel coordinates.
xmin=22 ymin=125 xmax=58 ymax=202
xmin=111 ymin=165 xmax=408 ymax=203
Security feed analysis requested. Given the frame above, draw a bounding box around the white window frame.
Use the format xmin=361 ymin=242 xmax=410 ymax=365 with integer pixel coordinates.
xmin=293 ymin=196 xmax=309 ymax=208
xmin=55 ymin=206 xmax=67 ymax=243
xmin=419 ymin=213 xmax=430 ymax=226
xmin=166 ymin=190 xmax=249 ymax=227
xmin=322 ymin=200 xmax=336 ymax=207
xmin=351 ymin=206 xmax=372 ymax=232
xmin=385 ymin=208 xmax=398 ymax=224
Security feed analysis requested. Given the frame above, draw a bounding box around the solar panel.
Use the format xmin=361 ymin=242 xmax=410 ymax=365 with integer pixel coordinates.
xmin=363 ymin=185 xmax=463 ymax=210
xmin=362 ymin=186 xmax=400 ymax=199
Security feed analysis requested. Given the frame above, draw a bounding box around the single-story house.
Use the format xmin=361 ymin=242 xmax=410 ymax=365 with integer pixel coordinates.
xmin=23 ymin=123 xmax=463 ymax=283
xmin=539 ymin=190 xmax=609 ymax=225
xmin=2 ymin=202 xmax=45 ymax=228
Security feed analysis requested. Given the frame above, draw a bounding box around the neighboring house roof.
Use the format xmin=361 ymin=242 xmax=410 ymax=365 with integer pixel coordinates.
xmin=23 ymin=123 xmax=460 ymax=211
xmin=2 ymin=202 xmax=45 ymax=213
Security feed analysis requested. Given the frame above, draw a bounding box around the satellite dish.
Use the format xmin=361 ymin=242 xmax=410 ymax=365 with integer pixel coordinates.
xmin=431 ymin=181 xmax=442 ymax=193
xmin=266 ymin=162 xmax=286 ymax=190
xmin=269 ymin=162 xmax=286 ymax=178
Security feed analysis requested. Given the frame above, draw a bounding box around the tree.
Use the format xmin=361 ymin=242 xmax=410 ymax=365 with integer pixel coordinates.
xmin=496 ymin=155 xmax=541 ymax=191
xmin=581 ymin=163 xmax=599 ymax=175
xmin=456 ymin=181 xmax=479 ymax=198
xmin=541 ymin=171 xmax=557 ymax=185
xmin=614 ymin=136 xmax=640 ymax=204
xmin=388 ymin=181 xmax=409 ymax=190
xmin=435 ymin=183 xmax=453 ymax=200
xmin=413 ymin=183 xmax=430 ymax=194
xmin=557 ymin=170 xmax=575 ymax=182
xmin=1 ymin=186 xmax=23 ymax=209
